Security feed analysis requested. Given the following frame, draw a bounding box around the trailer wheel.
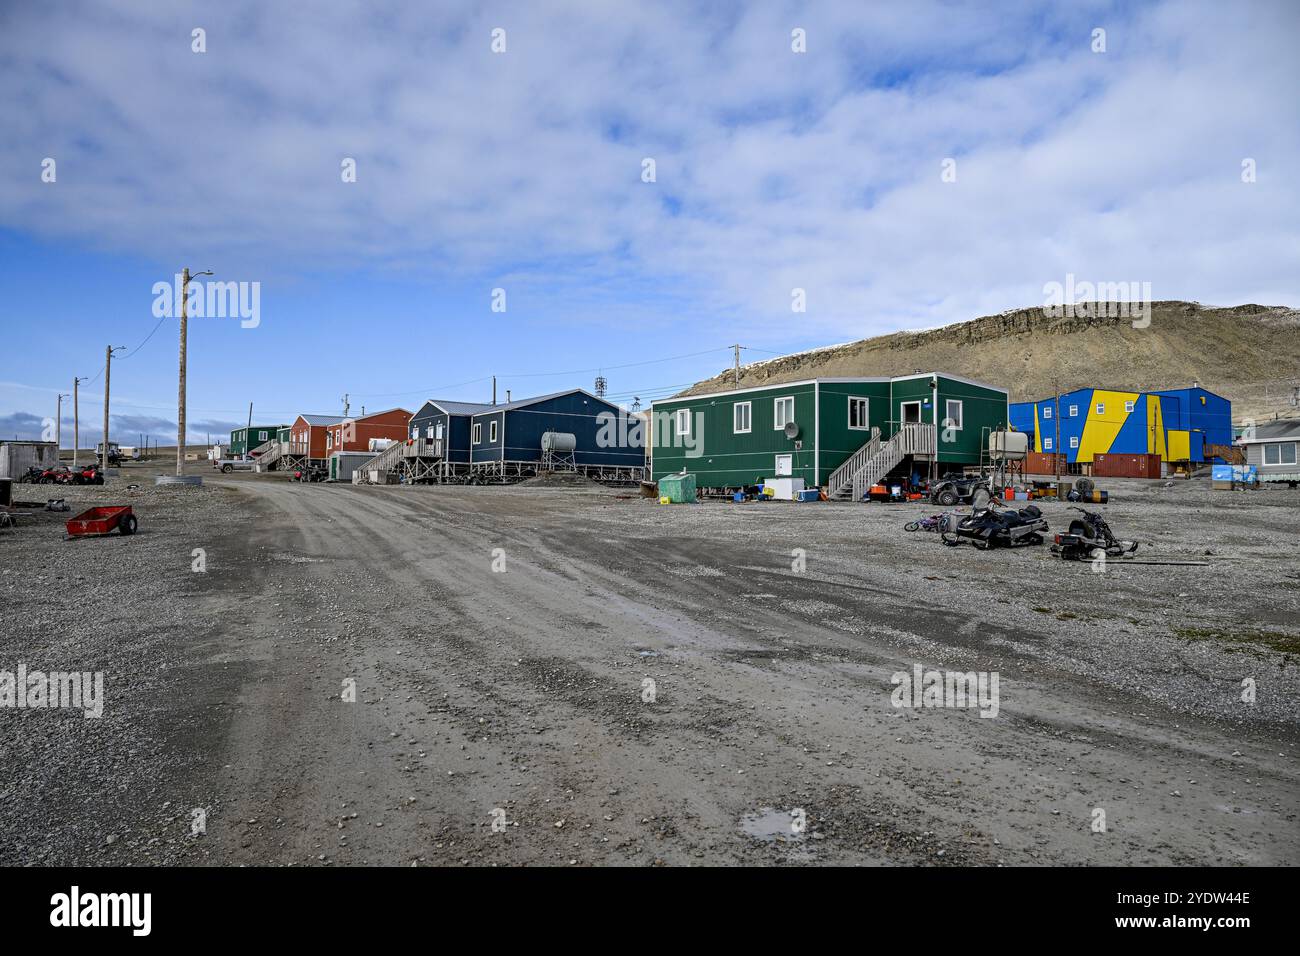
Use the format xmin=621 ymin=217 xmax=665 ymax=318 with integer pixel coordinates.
xmin=118 ymin=514 xmax=138 ymax=535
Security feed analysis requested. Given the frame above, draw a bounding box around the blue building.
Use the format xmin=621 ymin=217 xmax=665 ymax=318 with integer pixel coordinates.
xmin=469 ymin=388 xmax=644 ymax=480
xmin=1010 ymin=385 xmax=1231 ymax=464
xmin=407 ymin=399 xmax=495 ymax=466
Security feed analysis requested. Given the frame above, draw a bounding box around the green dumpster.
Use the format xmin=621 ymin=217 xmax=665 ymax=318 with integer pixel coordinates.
xmin=658 ymin=473 xmax=697 ymax=503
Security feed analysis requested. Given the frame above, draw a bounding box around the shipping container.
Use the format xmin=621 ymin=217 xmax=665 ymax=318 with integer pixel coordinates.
xmin=1091 ymin=452 xmax=1162 ymax=479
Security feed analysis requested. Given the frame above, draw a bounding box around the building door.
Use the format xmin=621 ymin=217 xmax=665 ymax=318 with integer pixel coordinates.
xmin=774 ymin=454 xmax=793 ymax=476
xmin=901 ymin=401 xmax=922 ymax=424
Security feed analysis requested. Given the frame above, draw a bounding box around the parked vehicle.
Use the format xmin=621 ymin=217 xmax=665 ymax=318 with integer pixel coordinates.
xmin=37 ymin=465 xmax=75 ymax=484
xmin=18 ymin=465 xmax=45 ymax=483
xmin=65 ymin=505 xmax=137 ymax=537
xmin=73 ymin=464 xmax=104 ymax=485
xmin=214 ymin=458 xmax=256 ymax=474
xmin=941 ymin=503 xmax=1048 ymax=549
xmin=930 ymin=472 xmax=993 ymax=507
xmin=1052 ymin=507 xmax=1138 ymax=560
xmin=293 ymin=464 xmax=327 ymax=483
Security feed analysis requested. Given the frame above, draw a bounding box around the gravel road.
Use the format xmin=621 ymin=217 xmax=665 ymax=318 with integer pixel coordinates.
xmin=2 ymin=467 xmax=1297 ymax=866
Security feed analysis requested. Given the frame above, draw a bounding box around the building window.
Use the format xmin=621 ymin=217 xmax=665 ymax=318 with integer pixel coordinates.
xmin=1069 ymin=436 xmax=1079 ymax=449
xmin=1068 ymin=405 xmax=1078 ymax=417
xmin=1044 ymin=437 xmax=1054 ymax=450
xmin=944 ymin=399 xmax=963 ymax=431
xmin=412 ymin=426 xmax=419 ymax=439
xmin=489 ymin=421 xmax=498 ymax=443
xmin=774 ymin=397 xmax=794 ymax=429
xmin=774 ymin=454 xmax=793 ymax=476
xmin=733 ymin=402 xmax=751 ymax=434
xmin=1096 ymin=403 xmax=1105 ymax=415
xmin=675 ymin=408 xmax=691 ymax=436
xmin=472 ymin=423 xmax=482 ymax=444
xmin=1263 ymin=442 xmax=1297 ymax=466
xmin=848 ymin=397 xmax=869 ymax=430
xmin=258 ymin=430 xmax=267 ymax=441
xmin=1043 ymin=406 xmax=1052 ymax=419
xmin=326 ymin=433 xmax=333 ymax=449
xmin=1125 ymin=400 xmax=1135 ymax=413
xmin=426 ymin=425 xmax=435 ymax=440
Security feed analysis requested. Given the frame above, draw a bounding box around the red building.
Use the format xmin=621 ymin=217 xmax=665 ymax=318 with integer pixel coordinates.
xmin=324 ymin=408 xmax=412 ymax=455
xmin=289 ymin=413 xmax=345 ymax=461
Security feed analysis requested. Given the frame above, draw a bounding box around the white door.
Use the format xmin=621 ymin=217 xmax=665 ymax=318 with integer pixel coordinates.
xmin=901 ymin=401 xmax=922 ymax=424
xmin=775 ymin=454 xmax=793 ymax=477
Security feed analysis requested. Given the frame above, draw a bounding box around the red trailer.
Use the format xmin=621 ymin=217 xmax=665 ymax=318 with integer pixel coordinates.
xmin=66 ymin=505 xmax=138 ymax=538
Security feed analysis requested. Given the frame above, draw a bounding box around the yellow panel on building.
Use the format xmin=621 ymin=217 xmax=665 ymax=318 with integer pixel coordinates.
xmin=1077 ymin=390 xmax=1139 ymax=462
xmin=1167 ymin=429 xmax=1190 ymax=462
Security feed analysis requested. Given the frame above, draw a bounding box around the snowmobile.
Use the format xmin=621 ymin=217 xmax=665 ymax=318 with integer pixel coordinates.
xmin=941 ymin=502 xmax=1048 ymax=549
xmin=1051 ymin=507 xmax=1138 ymax=560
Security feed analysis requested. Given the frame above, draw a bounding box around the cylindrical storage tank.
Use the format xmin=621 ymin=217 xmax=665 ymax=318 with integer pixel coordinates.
xmin=989 ymin=431 xmax=1029 ymax=460
xmin=369 ymin=438 xmax=393 ymax=452
xmin=540 ymin=432 xmax=577 ymax=452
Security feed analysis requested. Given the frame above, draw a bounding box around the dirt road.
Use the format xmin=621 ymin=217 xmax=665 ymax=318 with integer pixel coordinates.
xmin=2 ymin=474 xmax=1297 ymax=865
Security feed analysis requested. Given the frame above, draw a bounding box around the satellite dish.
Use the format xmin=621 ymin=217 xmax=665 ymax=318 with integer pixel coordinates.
xmin=784 ymin=421 xmax=800 ymax=439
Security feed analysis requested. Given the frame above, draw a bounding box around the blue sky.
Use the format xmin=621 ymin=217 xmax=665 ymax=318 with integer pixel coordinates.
xmin=1 ymin=0 xmax=1297 ymax=444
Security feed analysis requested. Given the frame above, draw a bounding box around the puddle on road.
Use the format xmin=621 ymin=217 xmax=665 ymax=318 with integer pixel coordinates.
xmin=740 ymin=808 xmax=805 ymax=842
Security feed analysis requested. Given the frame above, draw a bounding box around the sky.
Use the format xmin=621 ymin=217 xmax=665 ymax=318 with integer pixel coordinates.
xmin=1 ymin=0 xmax=1297 ymax=445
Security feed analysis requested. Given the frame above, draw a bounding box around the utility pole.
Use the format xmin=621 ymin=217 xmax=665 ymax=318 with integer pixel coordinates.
xmin=176 ymin=267 xmax=213 ymax=476
xmin=730 ymin=344 xmax=742 ymax=386
xmin=56 ymin=392 xmax=68 ymax=456
xmin=492 ymin=377 xmax=497 ymax=405
xmin=102 ymin=345 xmax=124 ymax=471
xmin=341 ymin=394 xmax=349 ymax=417
xmin=73 ymin=376 xmax=86 ymax=467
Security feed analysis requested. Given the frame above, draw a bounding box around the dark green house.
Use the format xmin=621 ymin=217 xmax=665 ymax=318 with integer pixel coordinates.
xmin=650 ymin=374 xmax=1008 ymax=499
xmin=230 ymin=424 xmax=288 ymax=457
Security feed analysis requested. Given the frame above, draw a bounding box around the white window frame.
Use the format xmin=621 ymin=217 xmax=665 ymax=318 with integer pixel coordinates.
xmin=472 ymin=422 xmax=482 ymax=444
xmin=944 ymin=399 xmax=964 ymax=431
xmin=1069 ymin=436 xmax=1079 ymax=449
xmin=733 ymin=401 xmax=752 ymax=434
xmin=1043 ymin=405 xmax=1052 ymax=420
xmin=1264 ymin=442 xmax=1297 ymax=465
xmin=326 ymin=432 xmax=333 ymax=449
xmin=489 ymin=420 xmax=498 ymax=443
xmin=1124 ymin=400 xmax=1135 ymax=413
xmin=1044 ymin=437 xmax=1054 ymax=450
xmin=426 ymin=424 xmax=435 ymax=439
xmin=848 ymin=397 xmax=869 ymax=431
xmin=1096 ymin=402 xmax=1106 ymax=415
xmin=675 ymin=408 xmax=691 ymax=436
xmin=901 ymin=400 xmax=922 ymax=424
xmin=774 ymin=454 xmax=793 ymax=476
xmin=1068 ymin=404 xmax=1078 ymax=417
xmin=258 ymin=430 xmax=267 ymax=441
xmin=773 ymin=396 xmax=794 ymax=430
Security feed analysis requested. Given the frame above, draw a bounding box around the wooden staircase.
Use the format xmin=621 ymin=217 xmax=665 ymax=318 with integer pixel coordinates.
xmin=828 ymin=423 xmax=936 ymax=501
xmin=355 ymin=439 xmax=407 ymax=482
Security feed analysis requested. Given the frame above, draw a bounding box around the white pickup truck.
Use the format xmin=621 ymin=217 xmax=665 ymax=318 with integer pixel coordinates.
xmin=213 ymin=457 xmax=256 ymax=474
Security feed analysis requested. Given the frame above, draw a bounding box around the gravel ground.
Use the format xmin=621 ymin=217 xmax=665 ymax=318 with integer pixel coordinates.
xmin=1 ymin=464 xmax=1296 ymax=866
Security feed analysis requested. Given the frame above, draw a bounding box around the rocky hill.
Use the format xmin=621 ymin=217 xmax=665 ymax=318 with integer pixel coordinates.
xmin=686 ymin=302 xmax=1300 ymax=424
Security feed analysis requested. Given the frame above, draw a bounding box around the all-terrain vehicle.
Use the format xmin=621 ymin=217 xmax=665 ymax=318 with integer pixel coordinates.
xmin=1052 ymin=507 xmax=1138 ymax=560
xmin=941 ymin=502 xmax=1048 ymax=549
xmin=930 ymin=472 xmax=993 ymax=508
xmin=293 ymin=464 xmax=327 ymax=483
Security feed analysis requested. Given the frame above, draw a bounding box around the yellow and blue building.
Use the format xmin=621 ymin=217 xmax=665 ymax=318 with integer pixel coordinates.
xmin=1009 ymin=386 xmax=1231 ymax=464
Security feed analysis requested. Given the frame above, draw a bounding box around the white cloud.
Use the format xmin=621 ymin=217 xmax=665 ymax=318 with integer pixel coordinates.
xmin=1 ymin=0 xmax=1296 ymax=343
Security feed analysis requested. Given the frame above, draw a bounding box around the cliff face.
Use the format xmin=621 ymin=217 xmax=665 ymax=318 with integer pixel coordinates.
xmin=685 ymin=302 xmax=1300 ymax=423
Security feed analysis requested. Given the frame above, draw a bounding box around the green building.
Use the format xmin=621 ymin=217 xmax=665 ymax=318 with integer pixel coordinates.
xmin=649 ymin=374 xmax=1008 ymax=499
xmin=230 ymin=424 xmax=288 ymax=457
